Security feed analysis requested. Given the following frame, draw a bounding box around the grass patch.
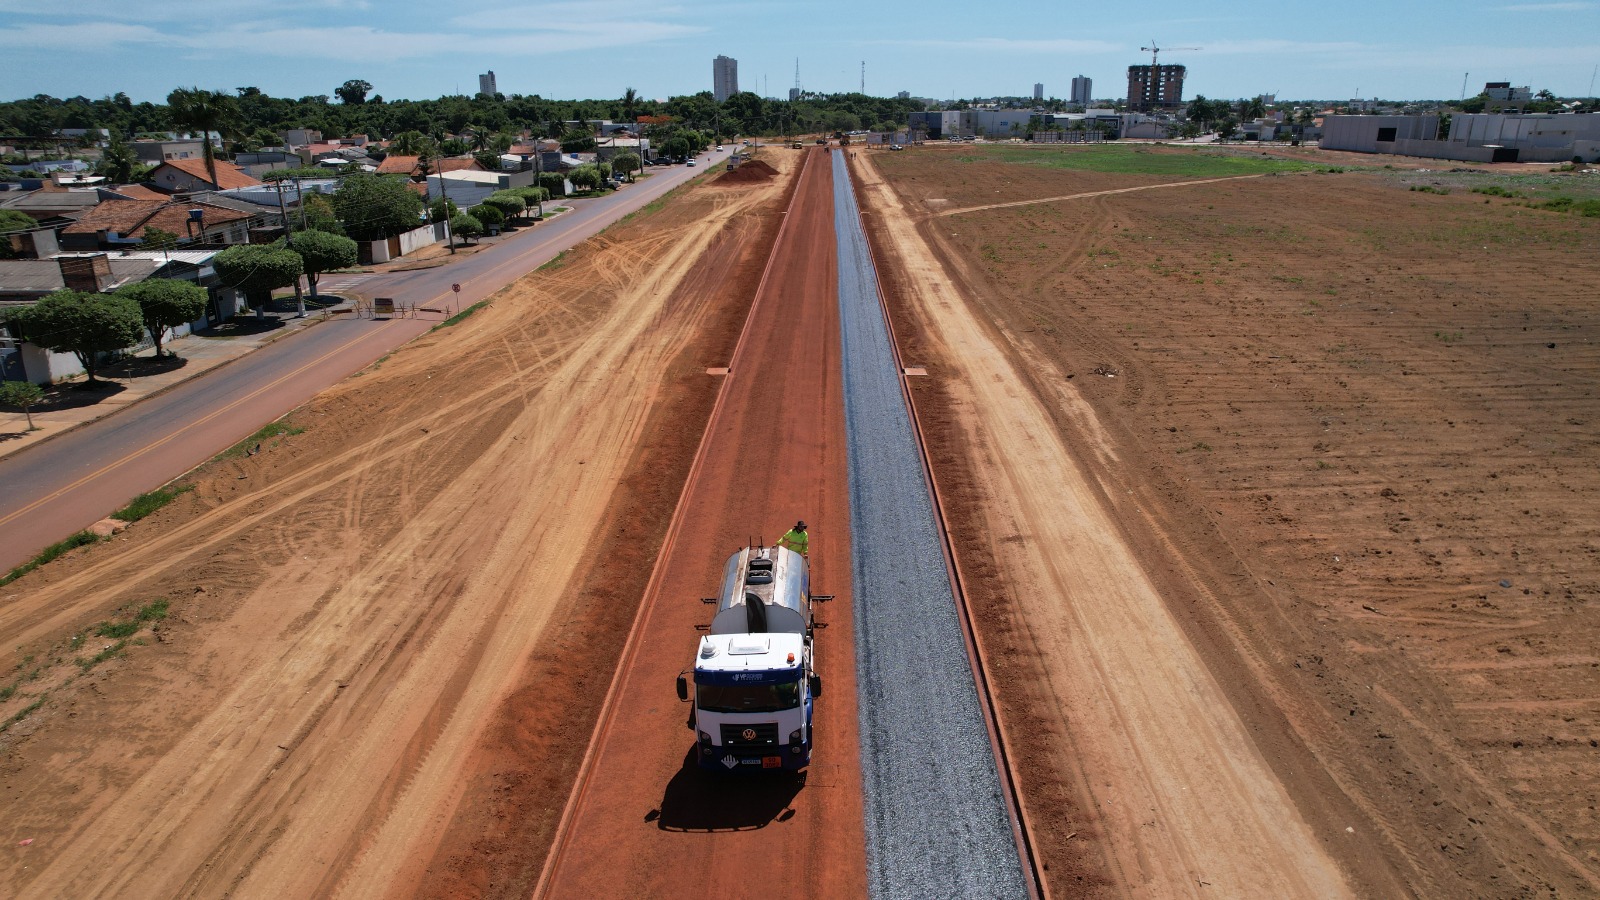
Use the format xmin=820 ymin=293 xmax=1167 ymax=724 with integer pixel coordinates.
xmin=0 ymin=698 xmax=44 ymax=734
xmin=1410 ymin=185 xmax=1451 ymax=195
xmin=93 ymin=599 xmax=169 ymax=640
xmin=538 ymin=251 xmax=568 ymax=271
xmin=942 ymin=144 xmax=1317 ymax=177
xmin=0 ymin=531 xmax=102 ymax=588
xmin=435 ymin=299 xmax=490 ymax=330
xmin=112 ymin=484 xmax=194 ymax=523
xmin=1434 ymin=330 xmax=1465 ymax=343
xmin=221 ymin=421 xmax=305 ymax=459
xmin=75 ymin=640 xmax=127 ymax=673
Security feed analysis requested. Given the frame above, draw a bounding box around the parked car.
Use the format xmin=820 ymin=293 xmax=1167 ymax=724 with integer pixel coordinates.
xmin=687 ymin=159 xmax=696 ymax=167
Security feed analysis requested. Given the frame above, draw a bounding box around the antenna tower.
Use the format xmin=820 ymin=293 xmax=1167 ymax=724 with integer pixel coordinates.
xmin=860 ymin=61 xmax=866 ymax=95
xmin=1460 ymin=72 xmax=1469 ymax=101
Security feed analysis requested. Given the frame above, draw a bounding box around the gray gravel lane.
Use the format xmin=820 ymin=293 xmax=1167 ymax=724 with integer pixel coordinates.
xmin=833 ymin=151 xmax=1028 ymax=899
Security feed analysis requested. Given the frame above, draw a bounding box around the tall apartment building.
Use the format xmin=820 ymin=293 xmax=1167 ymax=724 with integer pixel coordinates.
xmin=478 ymin=70 xmax=498 ymax=96
xmin=1126 ymin=64 xmax=1185 ymax=111
xmin=1070 ymin=75 xmax=1093 ymax=105
xmin=713 ymin=55 xmax=739 ymax=102
xmin=1034 ymin=83 xmax=1044 ymax=101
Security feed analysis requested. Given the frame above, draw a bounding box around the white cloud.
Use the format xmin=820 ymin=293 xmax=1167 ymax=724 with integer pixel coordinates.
xmin=0 ymin=21 xmax=167 ymax=49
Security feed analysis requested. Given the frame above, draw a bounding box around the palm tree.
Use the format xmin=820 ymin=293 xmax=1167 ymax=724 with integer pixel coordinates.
xmin=166 ymin=87 xmax=242 ymax=189
xmin=621 ymin=87 xmax=640 ymax=125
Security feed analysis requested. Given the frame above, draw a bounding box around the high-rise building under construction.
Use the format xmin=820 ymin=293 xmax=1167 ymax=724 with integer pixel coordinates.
xmin=1126 ymin=64 xmax=1186 ymax=111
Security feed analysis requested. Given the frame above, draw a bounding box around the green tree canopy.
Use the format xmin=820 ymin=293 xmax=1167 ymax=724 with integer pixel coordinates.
xmin=428 ymin=197 xmax=459 ymax=224
xmin=336 ymin=79 xmax=373 ymax=105
xmin=449 ymin=212 xmax=483 ymax=242
xmin=16 ymin=290 xmax=145 ymax=383
xmin=301 ymin=193 xmax=344 ymax=235
xmin=569 ymin=164 xmax=601 ymax=191
xmin=278 ymin=229 xmax=358 ymax=296
xmin=559 ymin=127 xmax=597 ymax=153
xmin=512 ymin=186 xmax=548 ymax=216
xmin=480 ymin=190 xmax=526 ymax=221
xmin=115 ymin=278 xmax=208 ymax=357
xmin=538 ymin=171 xmax=567 ymax=196
xmin=468 ymin=203 xmax=504 ymax=227
xmin=0 ymin=380 xmax=45 ymax=430
xmin=212 ymin=245 xmax=302 ymax=313
xmin=611 ymin=152 xmax=640 ymax=182
xmin=331 ymin=173 xmax=424 ymax=241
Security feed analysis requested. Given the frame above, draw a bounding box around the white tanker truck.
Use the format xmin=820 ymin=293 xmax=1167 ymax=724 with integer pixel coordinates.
xmin=676 ymin=544 xmax=828 ymax=772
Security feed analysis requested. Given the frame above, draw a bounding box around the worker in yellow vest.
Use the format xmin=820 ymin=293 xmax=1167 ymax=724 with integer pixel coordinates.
xmin=777 ymin=521 xmax=809 ymax=556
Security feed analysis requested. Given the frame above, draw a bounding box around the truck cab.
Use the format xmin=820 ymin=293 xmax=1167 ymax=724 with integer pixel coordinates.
xmin=677 ymin=546 xmax=823 ymax=772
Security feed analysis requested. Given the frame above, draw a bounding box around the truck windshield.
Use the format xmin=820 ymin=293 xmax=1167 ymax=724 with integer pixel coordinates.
xmin=697 ymin=681 xmax=800 ymax=713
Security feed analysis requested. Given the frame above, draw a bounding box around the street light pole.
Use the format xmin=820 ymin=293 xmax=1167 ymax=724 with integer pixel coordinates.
xmin=274 ymin=177 xmax=307 ymax=317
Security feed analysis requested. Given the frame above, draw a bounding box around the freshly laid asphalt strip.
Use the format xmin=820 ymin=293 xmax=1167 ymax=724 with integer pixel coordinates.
xmin=833 ymin=151 xmax=1028 ymax=898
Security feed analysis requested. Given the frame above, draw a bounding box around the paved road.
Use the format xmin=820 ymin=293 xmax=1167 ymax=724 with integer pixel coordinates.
xmin=0 ymin=150 xmax=733 ymax=573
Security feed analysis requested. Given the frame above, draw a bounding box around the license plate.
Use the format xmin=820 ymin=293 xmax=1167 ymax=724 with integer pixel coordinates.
xmin=762 ymin=756 xmax=782 ymax=769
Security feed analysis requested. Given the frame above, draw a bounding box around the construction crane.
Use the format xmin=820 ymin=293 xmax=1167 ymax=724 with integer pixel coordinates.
xmin=1141 ymin=41 xmax=1200 ymax=69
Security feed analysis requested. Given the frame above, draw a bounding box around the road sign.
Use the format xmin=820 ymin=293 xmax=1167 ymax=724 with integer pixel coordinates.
xmin=452 ymin=283 xmax=461 ymax=293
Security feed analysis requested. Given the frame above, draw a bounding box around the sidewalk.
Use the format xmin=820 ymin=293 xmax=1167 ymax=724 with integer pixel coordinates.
xmin=0 ymin=296 xmax=353 ymax=462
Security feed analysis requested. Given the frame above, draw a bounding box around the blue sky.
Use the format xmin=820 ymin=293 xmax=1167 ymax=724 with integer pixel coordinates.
xmin=2 ymin=0 xmax=1597 ymax=104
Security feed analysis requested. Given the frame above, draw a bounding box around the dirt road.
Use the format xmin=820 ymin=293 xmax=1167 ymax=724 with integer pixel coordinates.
xmin=858 ymin=144 xmax=1600 ymax=897
xmin=535 ymin=148 xmax=867 ymax=899
xmin=0 ymin=153 xmax=792 ymax=897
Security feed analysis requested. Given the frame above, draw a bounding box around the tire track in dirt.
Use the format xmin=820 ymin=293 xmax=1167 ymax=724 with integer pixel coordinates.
xmin=0 ymin=174 xmax=788 ymax=897
xmin=854 ymin=154 xmax=1356 ymax=898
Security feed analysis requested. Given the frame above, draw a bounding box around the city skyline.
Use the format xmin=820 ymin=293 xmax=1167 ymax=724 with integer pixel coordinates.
xmin=1 ymin=0 xmax=1596 ymax=104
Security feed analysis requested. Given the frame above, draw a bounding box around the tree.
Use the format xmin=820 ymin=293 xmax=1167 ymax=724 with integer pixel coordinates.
xmin=277 ymin=229 xmax=358 ymax=297
xmin=621 ymin=87 xmax=641 ymax=124
xmin=331 ymin=173 xmax=424 ymax=241
xmin=212 ymin=245 xmax=302 ymax=316
xmin=660 ymin=135 xmax=690 ymax=160
xmin=513 ymin=185 xmax=549 ymax=217
xmin=1216 ymin=117 xmax=1240 ymax=142
xmin=335 ymin=79 xmax=373 ymax=105
xmin=15 ymin=290 xmax=144 ymax=383
xmin=0 ymin=380 xmax=44 ymax=431
xmin=302 ymin=193 xmax=344 ymax=235
xmin=165 ymin=87 xmax=242 ymax=190
xmin=611 ymin=152 xmax=640 ymax=182
xmin=468 ymin=203 xmax=504 ymax=229
xmin=116 ymin=278 xmax=208 ymax=357
xmin=480 ymin=190 xmax=526 ymax=222
xmin=388 ymin=130 xmax=434 ymax=156
xmin=98 ymin=131 xmax=138 ymax=183
xmin=560 ymin=127 xmax=597 ymax=153
xmin=428 ymin=197 xmax=459 ymax=224
xmin=569 ymin=164 xmax=601 ymax=192
xmin=449 ymin=212 xmax=483 ymax=243
xmin=538 ymin=171 xmax=567 ymax=196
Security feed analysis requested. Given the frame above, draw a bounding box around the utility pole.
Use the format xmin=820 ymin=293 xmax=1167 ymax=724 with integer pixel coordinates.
xmin=273 ymin=177 xmax=307 ymax=317
xmin=1461 ymin=72 xmax=1469 ymax=101
xmin=861 ymin=61 xmax=865 ymax=95
xmin=430 ymin=151 xmax=456 ymax=255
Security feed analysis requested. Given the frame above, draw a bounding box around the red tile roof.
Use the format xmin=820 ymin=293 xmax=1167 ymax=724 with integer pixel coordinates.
xmin=63 ymin=199 xmax=251 ymax=237
xmin=151 ymin=157 xmax=262 ymax=190
xmin=376 ymin=155 xmax=487 ymax=177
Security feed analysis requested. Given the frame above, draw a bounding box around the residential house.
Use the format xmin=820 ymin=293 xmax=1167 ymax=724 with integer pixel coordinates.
xmin=133 ymin=139 xmax=208 ymax=164
xmin=60 ymin=198 xmax=256 ymax=251
xmin=148 ymin=157 xmax=263 ymax=193
xmin=376 ymin=156 xmax=486 ymax=179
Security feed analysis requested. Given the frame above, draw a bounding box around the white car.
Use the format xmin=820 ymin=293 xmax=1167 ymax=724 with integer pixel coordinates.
xmin=687 ymin=159 xmax=696 ymax=167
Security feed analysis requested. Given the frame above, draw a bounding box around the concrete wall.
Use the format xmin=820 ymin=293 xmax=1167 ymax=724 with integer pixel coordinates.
xmin=397 ymin=222 xmax=447 ymax=257
xmin=1320 ymin=115 xmax=1439 ymax=153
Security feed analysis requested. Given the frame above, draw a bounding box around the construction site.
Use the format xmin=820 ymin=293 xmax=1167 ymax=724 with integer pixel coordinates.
xmin=1 ymin=138 xmax=1598 ymax=898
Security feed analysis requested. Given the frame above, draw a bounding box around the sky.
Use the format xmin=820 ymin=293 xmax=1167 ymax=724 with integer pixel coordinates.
xmin=1 ymin=0 xmax=1597 ymax=105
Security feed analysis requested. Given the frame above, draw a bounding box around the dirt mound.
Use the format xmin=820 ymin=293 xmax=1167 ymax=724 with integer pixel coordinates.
xmin=720 ymin=158 xmax=779 ymax=183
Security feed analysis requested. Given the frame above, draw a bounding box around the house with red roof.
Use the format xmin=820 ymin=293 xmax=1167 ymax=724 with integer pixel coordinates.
xmin=59 ymin=198 xmax=255 ymax=251
xmin=148 ymin=157 xmax=262 ymax=193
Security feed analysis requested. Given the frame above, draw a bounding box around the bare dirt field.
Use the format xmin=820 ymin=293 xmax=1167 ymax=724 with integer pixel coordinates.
xmin=858 ymin=143 xmax=1600 ymax=897
xmin=0 ymin=153 xmax=792 ymax=898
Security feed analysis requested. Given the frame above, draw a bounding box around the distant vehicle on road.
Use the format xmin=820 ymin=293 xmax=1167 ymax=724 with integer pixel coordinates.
xmin=687 ymin=159 xmax=696 ymax=167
